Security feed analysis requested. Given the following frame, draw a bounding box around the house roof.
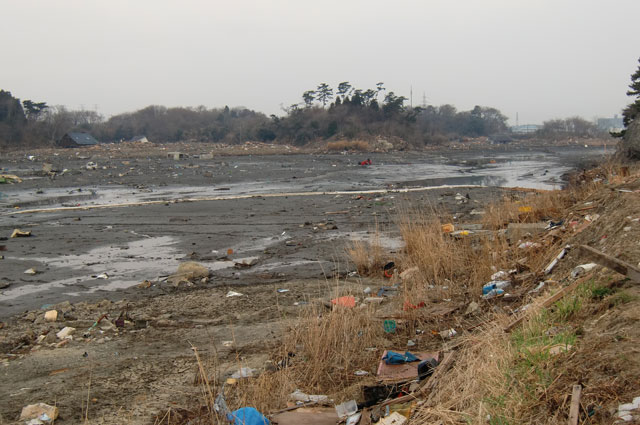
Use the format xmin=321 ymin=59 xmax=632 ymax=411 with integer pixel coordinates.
xmin=128 ymin=135 xmax=147 ymax=141
xmin=67 ymin=132 xmax=99 ymax=145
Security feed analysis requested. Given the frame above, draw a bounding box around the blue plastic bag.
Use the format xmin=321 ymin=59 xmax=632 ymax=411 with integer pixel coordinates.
xmin=383 ymin=350 xmax=420 ymax=365
xmin=227 ymin=407 xmax=270 ymax=425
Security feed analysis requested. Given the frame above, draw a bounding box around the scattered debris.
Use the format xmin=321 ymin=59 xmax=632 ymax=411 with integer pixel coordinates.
xmin=543 ymin=245 xmax=570 ymax=275
xmin=226 ymin=407 xmax=269 ymax=425
xmin=441 ymin=223 xmax=455 ymax=233
xmin=24 ymin=268 xmax=38 ymax=275
xmin=335 ymin=400 xmax=358 ymax=419
xmin=438 ymin=328 xmax=457 ymax=339
xmin=383 ymin=320 xmax=397 ymax=334
xmin=44 ymin=310 xmax=58 ymax=322
xmin=482 ymin=280 xmax=511 ymax=299
xmin=377 ymin=350 xmax=437 ymax=382
xmin=571 ymin=263 xmax=598 ymax=278
xmin=56 ymin=327 xmax=75 ymax=339
xmin=376 ymin=411 xmax=407 ymax=425
xmin=19 ymin=403 xmax=59 ymax=422
xmin=289 ymin=389 xmax=330 ymax=404
xmin=272 ymin=407 xmax=338 ymax=425
xmin=0 ymin=173 xmax=22 ymax=184
xmin=11 ymin=229 xmax=31 ymax=238
xmin=616 ymin=396 xmax=640 ymax=423
xmin=230 ymin=367 xmax=256 ymax=379
xmin=226 ymin=291 xmax=244 ymax=297
xmin=331 ymin=295 xmax=356 ymax=308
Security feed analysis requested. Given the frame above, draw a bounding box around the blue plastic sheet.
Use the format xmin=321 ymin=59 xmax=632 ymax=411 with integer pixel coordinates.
xmin=382 ymin=350 xmax=420 ymax=365
xmin=227 ymin=407 xmax=270 ymax=425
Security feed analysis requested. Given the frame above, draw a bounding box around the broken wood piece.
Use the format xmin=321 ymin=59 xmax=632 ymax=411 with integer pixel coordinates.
xmin=324 ymin=210 xmax=349 ymax=215
xmin=579 ymin=245 xmax=640 ymax=282
xmin=568 ymin=384 xmax=582 ymax=425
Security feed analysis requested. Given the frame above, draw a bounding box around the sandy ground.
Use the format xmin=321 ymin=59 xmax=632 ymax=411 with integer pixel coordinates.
xmin=0 ymin=144 xmax=611 ymax=423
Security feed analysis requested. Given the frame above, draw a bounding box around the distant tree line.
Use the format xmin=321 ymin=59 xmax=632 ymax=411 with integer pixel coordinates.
xmin=535 ymin=116 xmax=603 ymax=140
xmin=0 ymin=82 xmax=611 ymax=149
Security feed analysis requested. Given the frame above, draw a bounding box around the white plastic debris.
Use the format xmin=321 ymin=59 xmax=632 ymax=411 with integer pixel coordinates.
xmin=346 ymin=412 xmax=362 ymax=425
xmin=56 ymin=327 xmax=76 ymax=339
xmin=226 ymin=291 xmax=244 ymax=297
xmin=335 ymin=400 xmax=358 ymax=419
xmin=518 ymin=241 xmax=541 ymax=249
xmin=354 ymin=370 xmax=369 ymax=376
xmin=544 ymin=245 xmax=570 ymax=275
xmin=491 ymin=271 xmax=508 ymax=280
xmin=230 ymin=367 xmax=255 ymax=379
xmin=377 ymin=412 xmax=408 ymax=425
xmin=528 ymin=282 xmax=545 ymax=294
xmin=571 ymin=263 xmax=598 ymax=278
xmin=289 ymin=389 xmax=329 ymax=403
xmin=439 ymin=328 xmax=457 ymax=338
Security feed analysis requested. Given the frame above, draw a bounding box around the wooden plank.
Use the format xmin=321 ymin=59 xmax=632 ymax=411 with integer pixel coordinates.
xmin=504 ymin=274 xmax=593 ymax=333
xmin=579 ymin=245 xmax=640 ymax=282
xmin=568 ymin=384 xmax=582 ymax=425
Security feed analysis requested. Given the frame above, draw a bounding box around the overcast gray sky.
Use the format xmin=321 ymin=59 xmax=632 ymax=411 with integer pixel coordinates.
xmin=2 ymin=0 xmax=639 ymax=124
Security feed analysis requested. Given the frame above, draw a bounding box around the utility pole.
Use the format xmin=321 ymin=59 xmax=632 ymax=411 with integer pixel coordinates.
xmin=516 ymin=112 xmax=519 ymax=127
xmin=410 ymin=85 xmax=413 ymax=108
xmin=422 ymin=92 xmax=427 ymax=108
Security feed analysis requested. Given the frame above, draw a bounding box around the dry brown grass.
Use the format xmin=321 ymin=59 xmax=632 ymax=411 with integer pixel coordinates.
xmin=346 ymin=237 xmax=386 ymax=276
xmin=397 ymin=211 xmax=511 ymax=301
xmin=326 ymin=140 xmax=371 ymax=152
xmin=280 ymin=302 xmax=385 ymax=396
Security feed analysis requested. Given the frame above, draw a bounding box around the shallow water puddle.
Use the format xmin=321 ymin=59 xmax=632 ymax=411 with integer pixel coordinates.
xmin=2 ymin=236 xmax=238 ymax=300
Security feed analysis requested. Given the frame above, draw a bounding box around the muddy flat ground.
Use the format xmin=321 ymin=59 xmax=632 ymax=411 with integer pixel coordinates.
xmin=0 ymin=144 xmax=609 ymax=423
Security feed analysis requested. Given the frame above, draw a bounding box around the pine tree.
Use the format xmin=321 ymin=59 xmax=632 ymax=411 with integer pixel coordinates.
xmin=622 ymin=57 xmax=640 ymax=129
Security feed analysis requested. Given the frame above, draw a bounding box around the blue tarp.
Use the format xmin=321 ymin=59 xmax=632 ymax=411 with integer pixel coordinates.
xmin=227 ymin=407 xmax=270 ymax=425
xmin=383 ymin=350 xmax=420 ymax=365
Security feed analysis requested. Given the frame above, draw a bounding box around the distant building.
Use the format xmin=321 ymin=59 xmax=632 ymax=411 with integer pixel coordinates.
xmin=510 ymin=124 xmax=542 ymax=134
xmin=127 ymin=135 xmax=149 ymax=143
xmin=57 ymin=132 xmax=99 ymax=148
xmin=596 ymin=115 xmax=624 ymax=133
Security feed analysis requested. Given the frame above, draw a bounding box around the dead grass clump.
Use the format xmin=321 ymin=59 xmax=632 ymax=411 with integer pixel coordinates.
xmin=326 ymin=140 xmax=371 ymax=152
xmin=482 ymin=189 xmax=570 ymax=230
xmin=398 ymin=214 xmax=510 ymax=298
xmin=224 ymin=368 xmax=297 ymax=416
xmin=347 ymin=239 xmax=386 ymax=276
xmin=282 ymin=303 xmax=385 ymax=396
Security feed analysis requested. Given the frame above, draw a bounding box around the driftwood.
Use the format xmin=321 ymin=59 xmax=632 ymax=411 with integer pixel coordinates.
xmin=568 ymin=384 xmax=582 ymax=425
xmin=579 ymin=245 xmax=640 ymax=282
